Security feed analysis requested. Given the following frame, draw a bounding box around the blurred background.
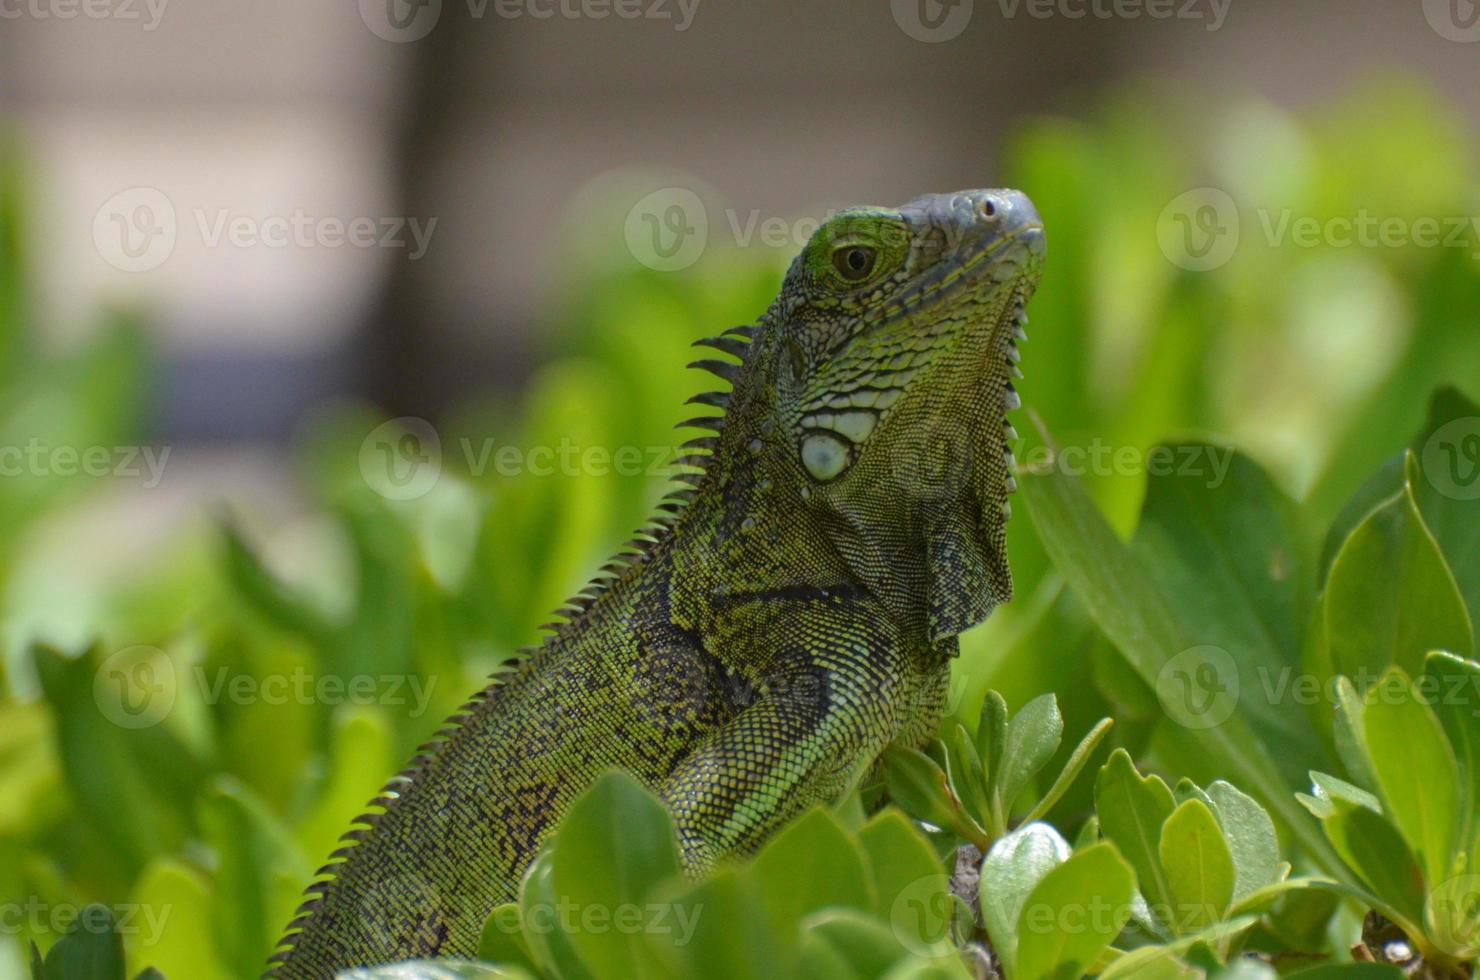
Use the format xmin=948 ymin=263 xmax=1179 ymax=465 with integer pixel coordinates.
xmin=2 ymin=0 xmax=1480 ymax=974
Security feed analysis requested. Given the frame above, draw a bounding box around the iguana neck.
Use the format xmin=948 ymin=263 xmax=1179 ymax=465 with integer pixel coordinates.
xmin=662 ymin=324 xmax=935 ymax=642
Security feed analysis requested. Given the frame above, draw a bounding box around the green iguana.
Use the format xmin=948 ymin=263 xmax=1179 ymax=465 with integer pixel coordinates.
xmin=268 ymin=188 xmax=1044 ymax=977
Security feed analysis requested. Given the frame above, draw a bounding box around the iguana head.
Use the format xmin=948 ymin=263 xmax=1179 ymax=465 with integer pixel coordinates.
xmin=754 ymin=188 xmax=1044 ymax=642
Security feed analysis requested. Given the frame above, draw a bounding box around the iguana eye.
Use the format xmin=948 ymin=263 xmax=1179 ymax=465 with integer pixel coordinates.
xmin=832 ymin=246 xmax=877 ymax=281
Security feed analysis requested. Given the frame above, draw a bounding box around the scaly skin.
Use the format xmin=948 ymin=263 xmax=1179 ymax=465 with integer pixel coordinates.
xmin=268 ymin=188 xmax=1044 ymax=977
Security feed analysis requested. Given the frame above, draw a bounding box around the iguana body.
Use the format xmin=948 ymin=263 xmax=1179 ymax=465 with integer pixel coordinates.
xmin=269 ymin=189 xmax=1044 ymax=977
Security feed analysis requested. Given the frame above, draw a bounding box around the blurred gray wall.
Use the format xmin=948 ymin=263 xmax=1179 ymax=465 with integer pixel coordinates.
xmin=0 ymin=0 xmax=1477 ymax=437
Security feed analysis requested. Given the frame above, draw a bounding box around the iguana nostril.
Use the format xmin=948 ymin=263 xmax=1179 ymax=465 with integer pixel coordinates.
xmin=980 ymin=198 xmax=998 ymax=219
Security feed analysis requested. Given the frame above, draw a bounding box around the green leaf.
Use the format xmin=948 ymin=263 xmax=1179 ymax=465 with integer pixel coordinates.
xmin=1132 ymin=443 xmax=1316 ymax=783
xmin=857 ymin=810 xmax=951 ymax=949
xmin=478 ymin=904 xmax=539 ymax=972
xmin=220 ymin=519 xmax=335 ymax=643
xmin=754 ymin=807 xmax=873 ymax=945
xmin=878 ymin=956 xmax=975 ymax=980
xmin=519 ymin=854 xmax=594 ymax=980
xmin=798 ymin=929 xmax=865 ymax=980
xmin=1285 ymin=965 xmax=1405 ymax=979
xmin=1408 ymin=387 xmax=1480 ymax=630
xmin=294 ymin=706 xmax=394 ymax=873
xmin=979 ymin=822 xmax=1071 ymax=976
xmin=198 ymin=777 xmax=309 ymax=979
xmin=995 ymin=694 xmax=1063 ymax=818
xmin=1330 ymin=676 xmax=1377 ymax=793
xmin=1096 ymin=917 xmax=1258 ymax=980
xmin=1423 ymin=650 xmax=1480 ymax=859
xmin=127 ymin=858 xmax=230 ymax=980
xmin=1362 ymin=668 xmax=1459 ymax=885
xmin=944 ymin=723 xmax=991 ymax=829
xmin=976 ymin=692 xmax=1010 ymax=823
xmin=650 ymin=869 xmax=787 ymax=980
xmin=1324 ymin=474 xmax=1474 ymax=682
xmin=32 ymin=644 xmax=204 ymax=876
xmin=1309 ymin=771 xmax=1383 ymax=814
xmin=1315 ymin=797 xmax=1427 ymax=932
xmin=1226 ymin=875 xmax=1331 ymax=918
xmin=881 ymin=746 xmax=987 ymax=848
xmin=336 ymin=963 xmax=535 ymax=979
xmin=1158 ymin=800 xmax=1236 ymax=933
xmin=1020 ymin=453 xmax=1340 ymax=874
xmin=1203 ymin=781 xmax=1281 ymax=902
xmin=1094 ymin=749 xmax=1175 ymax=933
xmin=803 ymin=908 xmax=913 ymax=978
xmin=1022 ymin=718 xmax=1112 ymax=826
xmin=549 ymin=771 xmax=682 ymax=980
xmin=1423 ymin=871 xmax=1480 ymax=962
xmin=31 ymin=905 xmax=124 ymax=980
xmin=1013 ymin=842 xmax=1135 ymax=980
